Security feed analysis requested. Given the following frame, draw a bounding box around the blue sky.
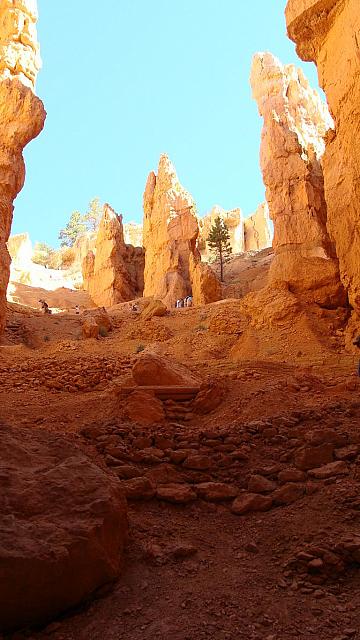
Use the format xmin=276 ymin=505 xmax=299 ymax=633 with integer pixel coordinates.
xmin=13 ymin=0 xmax=321 ymax=247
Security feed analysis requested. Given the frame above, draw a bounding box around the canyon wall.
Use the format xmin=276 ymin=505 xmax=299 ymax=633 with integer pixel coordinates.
xmin=143 ymin=154 xmax=199 ymax=308
xmin=286 ymin=0 xmax=359 ymax=312
xmin=250 ymin=52 xmax=345 ymax=307
xmin=244 ymin=202 xmax=272 ymax=252
xmin=0 ymin=0 xmax=46 ymax=333
xmin=82 ymin=204 xmax=144 ymax=307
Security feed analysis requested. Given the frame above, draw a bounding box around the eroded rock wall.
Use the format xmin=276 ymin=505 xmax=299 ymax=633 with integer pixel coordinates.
xmin=0 ymin=0 xmax=46 ymax=333
xmin=244 ymin=202 xmax=272 ymax=252
xmin=250 ymin=52 xmax=345 ymax=307
xmin=286 ymin=0 xmax=359 ymax=311
xmin=143 ymin=154 xmax=199 ymax=308
xmin=82 ymin=204 xmax=144 ymax=307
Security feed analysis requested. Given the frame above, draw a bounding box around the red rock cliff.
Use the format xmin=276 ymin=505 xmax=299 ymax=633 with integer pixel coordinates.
xmin=286 ymin=0 xmax=359 ymax=311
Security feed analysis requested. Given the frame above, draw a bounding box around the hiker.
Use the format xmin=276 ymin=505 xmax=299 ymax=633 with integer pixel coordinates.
xmin=74 ymin=305 xmax=80 ymax=315
xmin=39 ymin=299 xmax=51 ymax=315
xmin=186 ymin=295 xmax=193 ymax=308
xmin=353 ymin=335 xmax=360 ymax=376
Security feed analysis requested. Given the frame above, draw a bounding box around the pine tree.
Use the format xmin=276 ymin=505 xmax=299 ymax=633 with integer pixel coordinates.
xmin=83 ymin=197 xmax=103 ymax=232
xmin=58 ymin=211 xmax=86 ymax=247
xmin=32 ymin=242 xmax=55 ymax=267
xmin=207 ymin=216 xmax=232 ymax=282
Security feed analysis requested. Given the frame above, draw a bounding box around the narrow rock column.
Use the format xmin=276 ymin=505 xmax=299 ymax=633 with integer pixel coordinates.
xmin=143 ymin=153 xmax=199 ymax=308
xmin=0 ymin=0 xmax=46 ymax=333
xmin=250 ymin=52 xmax=345 ymax=307
xmin=286 ymin=0 xmax=360 ymax=311
xmin=82 ymin=204 xmax=144 ymax=306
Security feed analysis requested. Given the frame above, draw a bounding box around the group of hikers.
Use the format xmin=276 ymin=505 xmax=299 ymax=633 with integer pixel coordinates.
xmin=175 ymin=295 xmax=193 ymax=308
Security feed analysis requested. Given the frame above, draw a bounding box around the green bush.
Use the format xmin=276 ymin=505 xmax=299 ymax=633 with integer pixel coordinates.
xmin=99 ymin=325 xmax=108 ymax=338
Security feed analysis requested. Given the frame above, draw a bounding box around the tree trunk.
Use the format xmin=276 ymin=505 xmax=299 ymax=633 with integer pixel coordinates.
xmin=219 ymin=245 xmax=223 ymax=282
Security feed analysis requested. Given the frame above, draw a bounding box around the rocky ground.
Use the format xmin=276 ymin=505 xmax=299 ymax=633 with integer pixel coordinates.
xmin=1 ymin=279 xmax=360 ymax=640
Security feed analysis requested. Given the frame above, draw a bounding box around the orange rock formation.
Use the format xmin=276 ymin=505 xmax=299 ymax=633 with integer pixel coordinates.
xmin=143 ymin=154 xmax=199 ymax=308
xmin=82 ymin=204 xmax=144 ymax=307
xmin=285 ymin=0 xmax=359 ymax=312
xmin=0 ymin=0 xmax=46 ymax=334
xmin=189 ymin=251 xmax=222 ymax=306
xmin=250 ymin=52 xmax=345 ymax=307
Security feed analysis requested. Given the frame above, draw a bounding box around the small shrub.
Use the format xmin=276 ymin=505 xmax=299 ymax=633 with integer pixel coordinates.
xmin=99 ymin=325 xmax=108 ymax=338
xmin=44 ymin=335 xmax=50 ymax=342
xmin=136 ymin=343 xmax=145 ymax=353
xmin=61 ymin=247 xmax=76 ymax=269
xmin=196 ymin=324 xmax=207 ymax=332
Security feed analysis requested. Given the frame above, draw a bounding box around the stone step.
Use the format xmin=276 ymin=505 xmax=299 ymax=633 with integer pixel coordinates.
xmin=120 ymin=385 xmax=200 ymax=401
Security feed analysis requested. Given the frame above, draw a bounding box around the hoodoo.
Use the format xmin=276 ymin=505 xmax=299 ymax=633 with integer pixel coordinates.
xmin=82 ymin=203 xmax=144 ymax=306
xmin=143 ymin=153 xmax=199 ymax=308
xmin=0 ymin=0 xmax=46 ymax=334
xmin=250 ymin=51 xmax=345 ymax=307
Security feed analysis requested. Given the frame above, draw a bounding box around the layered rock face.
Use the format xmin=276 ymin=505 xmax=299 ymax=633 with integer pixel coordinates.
xmin=198 ymin=206 xmax=245 ymax=259
xmin=244 ymin=202 xmax=272 ymax=252
xmin=285 ymin=0 xmax=360 ymax=311
xmin=250 ymin=52 xmax=345 ymax=307
xmin=0 ymin=0 xmax=46 ymax=333
xmin=82 ymin=204 xmax=144 ymax=307
xmin=143 ymin=154 xmax=199 ymax=307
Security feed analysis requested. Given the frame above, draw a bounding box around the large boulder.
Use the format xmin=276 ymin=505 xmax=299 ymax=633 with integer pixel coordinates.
xmin=81 ymin=307 xmax=112 ymax=338
xmin=189 ymin=252 xmax=222 ymax=306
xmin=124 ymin=390 xmax=165 ymax=425
xmin=132 ymin=351 xmax=200 ymax=387
xmin=0 ymin=424 xmax=127 ymax=632
xmin=140 ymin=299 xmax=167 ymax=321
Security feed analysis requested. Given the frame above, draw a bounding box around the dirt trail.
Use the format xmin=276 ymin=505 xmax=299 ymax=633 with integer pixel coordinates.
xmin=2 ymin=291 xmax=360 ymax=640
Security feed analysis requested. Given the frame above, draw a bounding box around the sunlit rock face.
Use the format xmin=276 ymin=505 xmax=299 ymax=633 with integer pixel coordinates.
xmin=7 ymin=232 xmax=33 ymax=266
xmin=286 ymin=0 xmax=359 ymax=312
xmin=0 ymin=0 xmax=46 ymax=333
xmin=189 ymin=250 xmax=222 ymax=306
xmin=244 ymin=202 xmax=272 ymax=252
xmin=198 ymin=206 xmax=245 ymax=260
xmin=143 ymin=153 xmax=199 ymax=308
xmin=82 ymin=204 xmax=144 ymax=307
xmin=250 ymin=52 xmax=345 ymax=307
xmin=124 ymin=222 xmax=143 ymax=248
